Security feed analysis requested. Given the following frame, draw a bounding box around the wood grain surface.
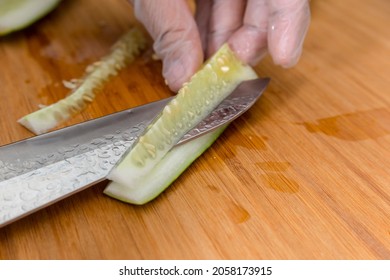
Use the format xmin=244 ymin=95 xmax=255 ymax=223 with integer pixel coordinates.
xmin=0 ymin=0 xmax=389 ymax=259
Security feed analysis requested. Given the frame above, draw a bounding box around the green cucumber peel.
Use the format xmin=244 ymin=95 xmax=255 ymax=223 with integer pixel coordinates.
xmin=18 ymin=27 xmax=147 ymax=135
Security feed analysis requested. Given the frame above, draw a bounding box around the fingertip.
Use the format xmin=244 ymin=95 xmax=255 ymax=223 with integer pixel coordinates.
xmin=272 ymin=47 xmax=302 ymax=68
xmin=132 ymin=0 xmax=203 ymax=91
xmin=162 ymin=46 xmax=203 ymax=92
xmin=225 ymin=0 xmax=269 ymax=65
xmin=163 ymin=61 xmax=187 ymax=92
xmin=227 ymin=29 xmax=267 ymax=65
xmin=268 ymin=0 xmax=311 ymax=68
xmin=268 ymin=18 xmax=307 ymax=68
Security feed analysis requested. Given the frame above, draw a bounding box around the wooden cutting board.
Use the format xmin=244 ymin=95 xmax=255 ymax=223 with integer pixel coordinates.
xmin=0 ymin=0 xmax=389 ymax=259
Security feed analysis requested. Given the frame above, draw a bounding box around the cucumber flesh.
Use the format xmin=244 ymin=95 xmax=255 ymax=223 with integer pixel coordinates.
xmin=104 ymin=125 xmax=227 ymax=204
xmin=0 ymin=0 xmax=61 ymax=36
xmin=18 ymin=27 xmax=147 ymax=135
xmin=108 ymin=44 xmax=257 ymax=189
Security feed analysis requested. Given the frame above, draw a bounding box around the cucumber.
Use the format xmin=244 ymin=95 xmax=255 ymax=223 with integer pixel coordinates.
xmin=0 ymin=0 xmax=61 ymax=36
xmin=104 ymin=125 xmax=228 ymax=204
xmin=106 ymin=44 xmax=257 ymax=197
xmin=18 ymin=27 xmax=147 ymax=135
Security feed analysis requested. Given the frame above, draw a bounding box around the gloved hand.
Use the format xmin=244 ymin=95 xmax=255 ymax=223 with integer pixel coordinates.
xmin=129 ymin=0 xmax=311 ymax=92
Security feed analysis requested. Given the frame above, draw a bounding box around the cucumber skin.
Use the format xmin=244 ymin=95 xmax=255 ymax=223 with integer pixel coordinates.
xmin=18 ymin=28 xmax=147 ymax=135
xmin=103 ymin=126 xmax=227 ymax=205
xmin=0 ymin=0 xmax=62 ymax=36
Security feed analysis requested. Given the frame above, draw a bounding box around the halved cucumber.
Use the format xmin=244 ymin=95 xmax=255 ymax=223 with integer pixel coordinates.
xmin=104 ymin=125 xmax=227 ymax=204
xmin=0 ymin=0 xmax=61 ymax=36
xmin=106 ymin=44 xmax=257 ymax=198
xmin=18 ymin=27 xmax=147 ymax=134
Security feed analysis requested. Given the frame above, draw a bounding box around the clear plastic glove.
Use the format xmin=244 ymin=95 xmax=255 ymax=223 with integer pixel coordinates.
xmin=129 ymin=0 xmax=311 ymax=92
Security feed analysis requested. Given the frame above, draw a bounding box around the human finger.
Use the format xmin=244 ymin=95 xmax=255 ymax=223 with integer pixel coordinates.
xmin=227 ymin=0 xmax=269 ymax=65
xmin=205 ymin=0 xmax=246 ymax=57
xmin=130 ymin=0 xmax=203 ymax=91
xmin=195 ymin=0 xmax=212 ymax=54
xmin=267 ymin=0 xmax=310 ymax=67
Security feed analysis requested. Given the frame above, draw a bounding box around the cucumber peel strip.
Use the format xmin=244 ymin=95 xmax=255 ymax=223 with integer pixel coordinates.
xmin=0 ymin=0 xmax=61 ymax=36
xmin=105 ymin=44 xmax=258 ymax=204
xmin=18 ymin=27 xmax=147 ymax=135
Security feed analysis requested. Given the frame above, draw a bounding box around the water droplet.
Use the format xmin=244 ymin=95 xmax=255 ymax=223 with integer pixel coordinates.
xmin=91 ymin=138 xmax=103 ymax=145
xmin=3 ymin=192 xmax=16 ymax=201
xmin=20 ymin=191 xmax=37 ymax=201
xmin=98 ymin=151 xmax=110 ymax=158
xmin=122 ymin=132 xmax=132 ymax=140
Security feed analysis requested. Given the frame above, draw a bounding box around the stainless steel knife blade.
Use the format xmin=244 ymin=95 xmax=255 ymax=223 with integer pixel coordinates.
xmin=0 ymin=78 xmax=269 ymax=227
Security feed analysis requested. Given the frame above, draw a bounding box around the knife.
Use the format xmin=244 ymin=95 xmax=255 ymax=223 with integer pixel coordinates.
xmin=0 ymin=78 xmax=269 ymax=227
